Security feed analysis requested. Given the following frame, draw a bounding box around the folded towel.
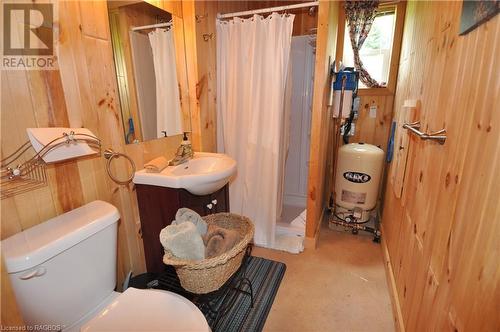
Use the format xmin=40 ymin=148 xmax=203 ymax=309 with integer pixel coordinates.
xmin=144 ymin=156 xmax=169 ymax=173
xmin=159 ymin=222 xmax=205 ymax=261
xmin=203 ymin=225 xmax=240 ymax=259
xmin=173 ymin=208 xmax=207 ymax=235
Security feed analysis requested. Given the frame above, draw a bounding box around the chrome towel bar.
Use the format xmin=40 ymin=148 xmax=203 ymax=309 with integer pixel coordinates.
xmin=403 ymin=121 xmax=446 ymax=145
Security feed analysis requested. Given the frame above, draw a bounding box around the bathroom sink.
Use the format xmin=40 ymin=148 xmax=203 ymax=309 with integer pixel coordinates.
xmin=133 ymin=152 xmax=236 ymax=195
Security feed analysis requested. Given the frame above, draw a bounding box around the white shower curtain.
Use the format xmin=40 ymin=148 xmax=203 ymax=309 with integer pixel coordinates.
xmin=148 ymin=27 xmax=183 ymax=137
xmin=216 ymin=13 xmax=294 ymax=247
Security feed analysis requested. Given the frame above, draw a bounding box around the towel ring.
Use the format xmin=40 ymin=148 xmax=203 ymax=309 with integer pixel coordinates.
xmin=104 ymin=149 xmax=136 ymax=185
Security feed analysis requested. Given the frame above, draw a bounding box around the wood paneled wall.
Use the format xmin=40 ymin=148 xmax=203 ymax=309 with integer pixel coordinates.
xmin=351 ymin=94 xmax=395 ymax=149
xmin=305 ymin=0 xmax=339 ymax=240
xmin=381 ymin=2 xmax=499 ymax=330
xmin=1 ymin=1 xmax=198 ymax=327
xmin=1 ymin=259 xmax=23 ymax=327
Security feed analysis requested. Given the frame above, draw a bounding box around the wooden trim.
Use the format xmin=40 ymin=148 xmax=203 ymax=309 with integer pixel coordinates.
xmin=335 ymin=4 xmax=345 ymax=66
xmin=108 ymin=8 xmax=143 ymax=142
xmin=1 ymin=258 xmax=24 ymax=327
xmin=304 ymin=208 xmax=326 ymax=250
xmin=305 ymin=0 xmax=339 ymax=238
xmin=385 ymin=1 xmax=406 ymax=94
xmin=357 ymin=87 xmax=394 ymax=96
xmin=381 ymin=224 xmax=405 ymax=332
xmin=334 ymin=1 xmax=406 ymax=93
xmin=181 ymin=0 xmax=203 ymax=151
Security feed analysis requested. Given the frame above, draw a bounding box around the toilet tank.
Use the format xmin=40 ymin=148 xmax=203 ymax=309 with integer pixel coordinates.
xmin=1 ymin=200 xmax=120 ymax=330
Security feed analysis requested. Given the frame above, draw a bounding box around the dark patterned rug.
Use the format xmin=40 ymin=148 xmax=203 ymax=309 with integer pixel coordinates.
xmin=149 ymin=255 xmax=286 ymax=332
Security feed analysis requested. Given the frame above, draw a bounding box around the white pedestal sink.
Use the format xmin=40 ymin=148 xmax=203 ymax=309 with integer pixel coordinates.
xmin=133 ymin=152 xmax=236 ymax=195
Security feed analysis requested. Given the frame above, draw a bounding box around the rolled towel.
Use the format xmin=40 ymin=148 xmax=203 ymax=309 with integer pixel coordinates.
xmin=145 ymin=156 xmax=169 ymax=173
xmin=159 ymin=222 xmax=205 ymax=261
xmin=203 ymin=225 xmax=241 ymax=259
xmin=173 ymin=208 xmax=207 ymax=235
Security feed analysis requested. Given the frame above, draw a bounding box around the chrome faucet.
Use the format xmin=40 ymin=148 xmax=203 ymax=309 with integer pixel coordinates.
xmin=169 ymin=132 xmax=193 ymax=166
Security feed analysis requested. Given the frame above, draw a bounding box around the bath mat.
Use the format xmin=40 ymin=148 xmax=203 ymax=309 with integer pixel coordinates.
xmin=156 ymin=256 xmax=286 ymax=332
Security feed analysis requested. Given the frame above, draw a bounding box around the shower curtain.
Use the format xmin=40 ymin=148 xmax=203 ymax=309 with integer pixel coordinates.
xmin=216 ymin=13 xmax=294 ymax=247
xmin=148 ymin=27 xmax=183 ymax=137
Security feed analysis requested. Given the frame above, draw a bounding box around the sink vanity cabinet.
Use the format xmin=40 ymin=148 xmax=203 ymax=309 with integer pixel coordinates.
xmin=133 ymin=152 xmax=236 ymax=273
xmin=135 ymin=184 xmax=230 ymax=273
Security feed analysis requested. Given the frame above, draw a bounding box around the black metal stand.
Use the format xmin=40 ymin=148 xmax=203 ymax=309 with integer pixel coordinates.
xmin=150 ymin=245 xmax=254 ymax=330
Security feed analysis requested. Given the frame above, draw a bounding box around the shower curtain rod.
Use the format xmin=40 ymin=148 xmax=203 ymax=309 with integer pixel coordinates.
xmin=217 ymin=1 xmax=319 ymax=19
xmin=131 ymin=22 xmax=172 ymax=31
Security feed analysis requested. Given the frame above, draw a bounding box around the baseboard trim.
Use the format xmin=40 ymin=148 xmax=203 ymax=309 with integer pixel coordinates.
xmin=304 ymin=208 xmax=325 ymax=250
xmin=381 ymin=224 xmax=405 ymax=332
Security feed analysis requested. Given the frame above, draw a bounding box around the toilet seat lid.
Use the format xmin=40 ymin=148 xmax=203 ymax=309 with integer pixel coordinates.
xmin=81 ymin=287 xmax=210 ymax=332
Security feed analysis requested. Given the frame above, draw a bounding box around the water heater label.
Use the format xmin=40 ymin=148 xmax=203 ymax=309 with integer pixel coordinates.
xmin=341 ymin=190 xmax=366 ymax=204
xmin=343 ymin=171 xmax=371 ymax=183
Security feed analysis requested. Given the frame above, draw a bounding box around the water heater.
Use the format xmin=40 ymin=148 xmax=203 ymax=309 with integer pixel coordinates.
xmin=334 ymin=143 xmax=384 ymax=223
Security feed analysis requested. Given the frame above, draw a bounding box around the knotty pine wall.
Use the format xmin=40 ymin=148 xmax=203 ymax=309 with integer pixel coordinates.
xmin=381 ymin=2 xmax=499 ymax=330
xmin=1 ymin=1 xmax=201 ymax=326
xmin=305 ymin=0 xmax=339 ymax=240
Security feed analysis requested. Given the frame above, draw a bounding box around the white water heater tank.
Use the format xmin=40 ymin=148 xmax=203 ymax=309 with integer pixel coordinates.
xmin=334 ymin=143 xmax=384 ymax=222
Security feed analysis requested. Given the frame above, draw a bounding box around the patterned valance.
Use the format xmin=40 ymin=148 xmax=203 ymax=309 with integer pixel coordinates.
xmin=345 ymin=0 xmax=381 ymax=88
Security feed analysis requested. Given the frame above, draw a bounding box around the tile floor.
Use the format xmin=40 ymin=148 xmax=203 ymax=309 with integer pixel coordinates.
xmin=253 ymin=218 xmax=395 ymax=332
xmin=277 ymin=204 xmax=305 ymax=225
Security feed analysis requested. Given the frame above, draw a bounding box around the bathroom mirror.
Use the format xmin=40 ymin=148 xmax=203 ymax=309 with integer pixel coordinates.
xmin=107 ymin=1 xmax=190 ymax=144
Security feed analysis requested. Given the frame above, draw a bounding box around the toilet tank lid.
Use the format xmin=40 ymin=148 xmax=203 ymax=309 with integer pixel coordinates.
xmin=1 ymin=200 xmax=119 ymax=273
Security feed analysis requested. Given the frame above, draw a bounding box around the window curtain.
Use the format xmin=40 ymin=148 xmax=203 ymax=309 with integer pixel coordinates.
xmin=345 ymin=0 xmax=381 ymax=87
xmin=216 ymin=13 xmax=295 ymax=248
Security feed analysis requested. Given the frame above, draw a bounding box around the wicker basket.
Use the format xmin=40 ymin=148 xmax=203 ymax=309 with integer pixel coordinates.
xmin=162 ymin=213 xmax=254 ymax=294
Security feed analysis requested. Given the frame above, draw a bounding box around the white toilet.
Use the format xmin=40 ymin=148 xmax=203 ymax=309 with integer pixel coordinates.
xmin=1 ymin=200 xmax=210 ymax=331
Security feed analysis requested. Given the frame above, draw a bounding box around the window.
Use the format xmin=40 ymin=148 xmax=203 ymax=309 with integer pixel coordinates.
xmin=341 ymin=6 xmax=398 ymax=89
